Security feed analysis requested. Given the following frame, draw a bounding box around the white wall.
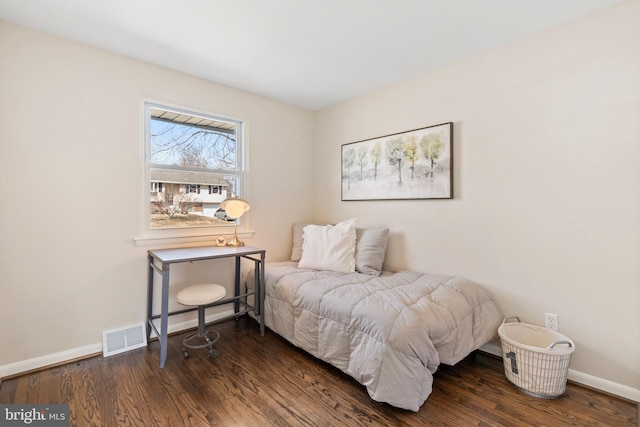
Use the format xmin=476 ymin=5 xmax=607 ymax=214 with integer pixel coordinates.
xmin=0 ymin=20 xmax=315 ymax=370
xmin=314 ymin=1 xmax=639 ymax=395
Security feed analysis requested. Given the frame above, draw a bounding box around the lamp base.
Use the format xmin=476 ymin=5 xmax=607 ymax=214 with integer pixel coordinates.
xmin=226 ymin=235 xmax=244 ymax=247
xmin=227 ymin=229 xmax=244 ymax=247
xmin=226 ymin=222 xmax=244 ymax=247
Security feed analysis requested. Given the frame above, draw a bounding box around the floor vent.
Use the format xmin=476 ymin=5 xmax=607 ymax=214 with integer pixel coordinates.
xmin=102 ymin=323 xmax=147 ymax=357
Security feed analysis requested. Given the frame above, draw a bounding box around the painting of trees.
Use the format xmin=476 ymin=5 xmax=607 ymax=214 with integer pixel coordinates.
xmin=385 ymin=137 xmax=404 ymax=184
xmin=420 ymin=133 xmax=444 ymax=178
xmin=343 ymin=147 xmax=356 ymax=190
xmin=341 ymin=122 xmax=452 ymax=200
xmin=357 ymin=145 xmax=369 ymax=180
xmin=370 ymin=141 xmax=382 ymax=180
xmin=403 ymin=135 xmax=419 ymax=179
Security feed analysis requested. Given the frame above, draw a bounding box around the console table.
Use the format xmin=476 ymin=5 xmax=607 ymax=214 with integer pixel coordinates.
xmin=146 ymin=245 xmax=266 ymax=368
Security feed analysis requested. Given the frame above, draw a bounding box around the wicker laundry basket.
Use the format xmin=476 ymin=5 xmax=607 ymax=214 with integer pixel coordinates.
xmin=498 ymin=317 xmax=575 ymax=398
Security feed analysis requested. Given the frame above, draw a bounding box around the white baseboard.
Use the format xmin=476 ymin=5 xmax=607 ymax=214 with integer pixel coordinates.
xmin=147 ymin=309 xmax=235 ymax=339
xmin=0 ymin=343 xmax=103 ymax=379
xmin=0 ymin=310 xmax=235 ymax=379
xmin=480 ymin=340 xmax=640 ymax=403
xmin=567 ymin=369 xmax=640 ymax=403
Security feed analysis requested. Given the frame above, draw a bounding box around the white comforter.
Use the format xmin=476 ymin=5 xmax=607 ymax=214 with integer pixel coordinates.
xmin=260 ymin=262 xmax=503 ymax=412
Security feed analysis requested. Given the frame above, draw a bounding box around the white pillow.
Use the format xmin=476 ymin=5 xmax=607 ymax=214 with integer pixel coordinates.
xmin=298 ymin=218 xmax=357 ymax=273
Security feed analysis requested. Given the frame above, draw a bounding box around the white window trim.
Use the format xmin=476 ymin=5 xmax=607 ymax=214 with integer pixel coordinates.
xmin=134 ymin=99 xmax=252 ymax=247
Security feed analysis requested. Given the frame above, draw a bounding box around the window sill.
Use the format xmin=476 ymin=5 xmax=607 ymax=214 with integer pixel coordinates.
xmin=134 ymin=229 xmax=254 ymax=247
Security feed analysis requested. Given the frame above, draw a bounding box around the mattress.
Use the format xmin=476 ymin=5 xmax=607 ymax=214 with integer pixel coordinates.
xmin=251 ymin=261 xmax=503 ymax=411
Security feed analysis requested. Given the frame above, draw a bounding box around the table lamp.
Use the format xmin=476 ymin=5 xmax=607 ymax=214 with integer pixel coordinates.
xmin=220 ymin=196 xmax=250 ymax=246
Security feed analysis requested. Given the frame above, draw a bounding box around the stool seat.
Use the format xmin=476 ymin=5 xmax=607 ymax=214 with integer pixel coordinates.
xmin=176 ymin=283 xmax=226 ymax=359
xmin=177 ymin=283 xmax=226 ymax=306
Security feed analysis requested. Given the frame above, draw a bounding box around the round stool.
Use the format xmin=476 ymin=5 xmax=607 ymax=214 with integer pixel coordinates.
xmin=176 ymin=283 xmax=226 ymax=359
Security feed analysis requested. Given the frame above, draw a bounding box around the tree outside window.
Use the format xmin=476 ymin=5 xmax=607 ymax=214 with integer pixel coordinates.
xmin=146 ymin=103 xmax=244 ymax=229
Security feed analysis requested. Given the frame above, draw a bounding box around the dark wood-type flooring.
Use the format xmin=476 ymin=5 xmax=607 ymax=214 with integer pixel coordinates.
xmin=1 ymin=316 xmax=637 ymax=426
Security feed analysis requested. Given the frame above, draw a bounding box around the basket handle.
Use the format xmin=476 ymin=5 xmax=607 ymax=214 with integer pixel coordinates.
xmin=502 ymin=316 xmax=521 ymax=324
xmin=547 ymin=340 xmax=573 ymax=350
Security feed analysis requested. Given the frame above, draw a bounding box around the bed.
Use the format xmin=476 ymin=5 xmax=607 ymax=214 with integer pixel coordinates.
xmin=251 ymin=220 xmax=503 ymax=411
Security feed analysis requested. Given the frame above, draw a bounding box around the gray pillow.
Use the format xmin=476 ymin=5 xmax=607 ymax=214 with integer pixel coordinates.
xmin=290 ymin=223 xmax=310 ymax=262
xmin=354 ymin=227 xmax=388 ymax=276
xmin=292 ymin=223 xmax=388 ymax=276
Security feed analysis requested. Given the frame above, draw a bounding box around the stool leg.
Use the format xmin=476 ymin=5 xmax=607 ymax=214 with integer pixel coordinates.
xmin=181 ymin=304 xmax=220 ymax=359
xmin=199 ymin=305 xmax=217 ymax=358
xmin=198 ymin=305 xmax=206 ymax=336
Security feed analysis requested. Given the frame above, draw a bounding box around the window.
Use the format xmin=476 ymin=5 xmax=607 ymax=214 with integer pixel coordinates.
xmin=145 ymin=102 xmax=244 ymax=231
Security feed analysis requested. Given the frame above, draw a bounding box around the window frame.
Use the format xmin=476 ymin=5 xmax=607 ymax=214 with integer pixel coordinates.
xmin=135 ymin=100 xmax=249 ymax=246
xmin=187 ymin=184 xmax=201 ymax=194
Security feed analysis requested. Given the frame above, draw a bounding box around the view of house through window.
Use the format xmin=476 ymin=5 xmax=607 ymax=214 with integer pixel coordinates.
xmin=146 ymin=103 xmax=243 ymax=229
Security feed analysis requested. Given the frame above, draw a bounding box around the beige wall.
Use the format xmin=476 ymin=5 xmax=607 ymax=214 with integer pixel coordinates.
xmin=1 ymin=0 xmax=638 ymax=400
xmin=315 ymin=1 xmax=639 ymax=395
xmin=0 ymin=20 xmax=315 ymax=369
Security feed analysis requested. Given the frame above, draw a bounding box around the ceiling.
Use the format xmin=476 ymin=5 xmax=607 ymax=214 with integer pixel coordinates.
xmin=0 ymin=0 xmax=625 ymax=110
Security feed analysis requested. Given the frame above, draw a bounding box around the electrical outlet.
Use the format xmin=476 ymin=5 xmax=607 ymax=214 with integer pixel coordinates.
xmin=545 ymin=313 xmax=558 ymax=331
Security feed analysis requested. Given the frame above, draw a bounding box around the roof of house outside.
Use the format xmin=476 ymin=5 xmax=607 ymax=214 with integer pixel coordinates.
xmin=151 ymin=108 xmax=236 ymax=134
xmin=150 ymin=169 xmax=229 ymax=186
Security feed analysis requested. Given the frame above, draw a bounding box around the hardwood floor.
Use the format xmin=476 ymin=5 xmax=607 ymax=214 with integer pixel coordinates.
xmin=1 ymin=316 xmax=637 ymax=426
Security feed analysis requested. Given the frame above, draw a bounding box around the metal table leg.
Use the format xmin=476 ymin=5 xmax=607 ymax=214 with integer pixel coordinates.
xmin=159 ymin=264 xmax=170 ymax=368
xmin=146 ymin=254 xmax=154 ymax=340
xmin=234 ymin=256 xmax=241 ymax=315
xmin=259 ymin=251 xmax=265 ymax=336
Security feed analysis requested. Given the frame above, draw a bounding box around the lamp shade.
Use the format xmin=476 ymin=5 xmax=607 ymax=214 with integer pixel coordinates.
xmin=221 ymin=197 xmax=250 ymax=219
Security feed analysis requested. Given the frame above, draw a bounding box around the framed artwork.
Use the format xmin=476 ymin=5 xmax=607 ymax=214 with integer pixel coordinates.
xmin=341 ymin=122 xmax=453 ymax=201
